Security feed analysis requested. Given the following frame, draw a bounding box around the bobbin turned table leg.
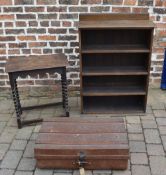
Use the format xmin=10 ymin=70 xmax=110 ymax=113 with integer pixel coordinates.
xmin=9 ymin=74 xmax=22 ymax=129
xmin=61 ymin=67 xmax=69 ymax=117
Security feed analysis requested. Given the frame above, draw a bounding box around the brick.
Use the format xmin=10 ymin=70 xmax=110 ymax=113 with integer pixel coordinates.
xmin=90 ymin=6 xmax=110 ymax=12
xmin=154 ymin=110 xmax=166 ymax=117
xmin=15 ymin=171 xmax=33 ymax=175
xmin=151 ymin=103 xmax=165 ymax=109
xmin=18 ymin=80 xmax=34 ymax=86
xmin=43 ymin=49 xmax=52 ymax=54
xmin=62 ymin=21 xmax=71 ymax=27
xmin=51 ymin=21 xmax=60 ymax=27
xmin=126 ymin=116 xmax=140 ymax=123
xmin=59 ymin=35 xmax=77 ymax=41
xmin=9 ymin=43 xmax=27 ymax=48
xmin=22 ymin=49 xmax=31 ymax=54
xmin=0 ymin=36 xmax=15 ymax=42
xmin=3 ymin=7 xmax=23 ymax=13
xmin=150 ymin=156 xmax=166 ymax=175
xmin=32 ymin=49 xmax=42 ymax=54
xmin=37 ymin=0 xmax=57 ymax=4
xmin=16 ymin=14 xmax=36 ymax=20
xmin=129 ymin=141 xmax=146 ymax=152
xmin=112 ymin=170 xmax=131 ymax=175
xmin=0 ymin=144 xmax=10 ymax=160
xmin=103 ymin=0 xmax=123 ymax=4
xmin=161 ymin=136 xmax=166 ymax=150
xmin=47 ymin=6 xmax=67 ymax=12
xmin=6 ymin=29 xmax=24 ymax=35
xmin=10 ymin=140 xmax=27 ymax=151
xmin=154 ymin=8 xmax=166 ymax=14
xmin=34 ymin=168 xmax=53 ymax=175
xmin=147 ymin=144 xmax=165 ymax=155
xmin=81 ymin=0 xmax=101 ymax=4
xmin=124 ymin=0 xmax=137 ymax=5
xmin=38 ymin=35 xmax=56 ymax=41
xmin=112 ymin=7 xmax=131 ymax=13
xmin=38 ymin=14 xmax=57 ymax=19
xmin=144 ymin=129 xmax=161 ymax=144
xmin=54 ymin=170 xmax=72 ymax=175
xmin=130 ymin=7 xmax=148 ymax=13
xmin=93 ymin=170 xmax=111 ymax=175
xmin=69 ymin=7 xmax=88 ymax=12
xmin=40 ymin=21 xmax=49 ymax=27
xmin=70 ymin=42 xmax=79 ymax=47
xmin=29 ymin=21 xmax=38 ymax=27
xmin=69 ymin=29 xmax=78 ymax=34
xmin=0 ymin=0 xmax=12 ymax=5
xmin=15 ymin=126 xmax=33 ymax=140
xmin=30 ymin=133 xmax=38 ymax=140
xmin=16 ymin=21 xmax=27 ymax=27
xmin=0 ymin=114 xmax=11 ymax=122
xmin=23 ymin=140 xmax=35 ymax=158
xmin=0 ymin=169 xmax=14 ymax=175
xmin=0 ymin=150 xmax=23 ymax=169
xmin=25 ymin=7 xmax=45 ymax=12
xmin=48 ymin=28 xmax=67 ymax=34
xmin=0 ymin=81 xmax=6 ymax=85
xmin=59 ymin=14 xmax=78 ymax=19
xmin=18 ymin=36 xmax=36 ymax=41
xmin=138 ymin=0 xmax=153 ymax=5
xmin=159 ymin=126 xmax=166 ymax=134
xmin=8 ymin=49 xmax=20 ymax=55
xmin=0 ymin=122 xmax=6 ymax=134
xmin=4 ymin=22 xmax=13 ymax=28
xmin=49 ymin=42 xmax=67 ymax=47
xmin=155 ymin=0 xmax=166 ymax=6
xmin=142 ymin=120 xmax=157 ymax=128
xmin=18 ymin=158 xmax=36 ymax=171
xmin=131 ymin=153 xmax=148 ymax=164
xmin=0 ymin=15 xmax=14 ymax=20
xmin=156 ymin=118 xmax=166 ymax=125
xmin=29 ymin=42 xmax=47 ymax=48
xmin=60 ymin=0 xmax=79 ymax=4
xmin=15 ymin=0 xmax=34 ymax=4
xmin=27 ymin=28 xmax=46 ymax=34
xmin=132 ymin=165 xmax=151 ymax=175
xmin=127 ymin=124 xmax=142 ymax=133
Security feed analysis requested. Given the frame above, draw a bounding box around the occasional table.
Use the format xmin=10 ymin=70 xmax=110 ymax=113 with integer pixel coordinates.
xmin=6 ymin=54 xmax=69 ymax=129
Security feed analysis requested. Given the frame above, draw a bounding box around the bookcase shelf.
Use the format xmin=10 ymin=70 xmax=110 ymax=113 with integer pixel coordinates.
xmin=82 ymin=45 xmax=150 ymax=54
xmin=79 ymin=14 xmax=154 ymax=114
xmin=82 ymin=66 xmax=148 ymax=76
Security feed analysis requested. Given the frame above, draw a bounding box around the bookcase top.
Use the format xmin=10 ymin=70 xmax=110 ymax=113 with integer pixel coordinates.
xmin=79 ymin=13 xmax=155 ymax=29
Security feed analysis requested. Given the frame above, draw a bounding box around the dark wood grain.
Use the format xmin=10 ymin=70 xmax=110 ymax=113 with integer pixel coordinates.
xmin=35 ymin=117 xmax=129 ymax=170
xmin=82 ymin=66 xmax=148 ymax=76
xmin=83 ymin=86 xmax=146 ymax=96
xmin=40 ymin=122 xmax=126 ymax=133
xmin=6 ymin=54 xmax=68 ymax=73
xmin=79 ymin=14 xmax=154 ymax=114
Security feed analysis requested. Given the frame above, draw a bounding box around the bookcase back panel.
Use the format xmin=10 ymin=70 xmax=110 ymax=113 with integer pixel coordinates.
xmin=81 ymin=29 xmax=151 ymax=49
xmin=83 ymin=76 xmax=146 ymax=88
xmin=83 ymin=96 xmax=144 ymax=113
xmin=82 ymin=53 xmax=149 ymax=69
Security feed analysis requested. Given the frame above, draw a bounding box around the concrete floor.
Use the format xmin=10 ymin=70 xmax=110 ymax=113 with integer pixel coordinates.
xmin=0 ymin=88 xmax=166 ymax=175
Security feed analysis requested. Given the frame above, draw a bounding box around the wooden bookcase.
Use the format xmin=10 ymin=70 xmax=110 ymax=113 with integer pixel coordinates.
xmin=79 ymin=14 xmax=154 ymax=114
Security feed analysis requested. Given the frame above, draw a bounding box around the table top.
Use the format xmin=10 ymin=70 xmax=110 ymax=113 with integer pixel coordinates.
xmin=6 ymin=54 xmax=68 ymax=73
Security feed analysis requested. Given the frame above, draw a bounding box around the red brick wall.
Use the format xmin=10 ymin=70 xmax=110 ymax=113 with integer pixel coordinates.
xmin=0 ymin=0 xmax=165 ymax=89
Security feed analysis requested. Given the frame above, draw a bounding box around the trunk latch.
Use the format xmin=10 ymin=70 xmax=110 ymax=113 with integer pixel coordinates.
xmin=77 ymin=152 xmax=88 ymax=175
